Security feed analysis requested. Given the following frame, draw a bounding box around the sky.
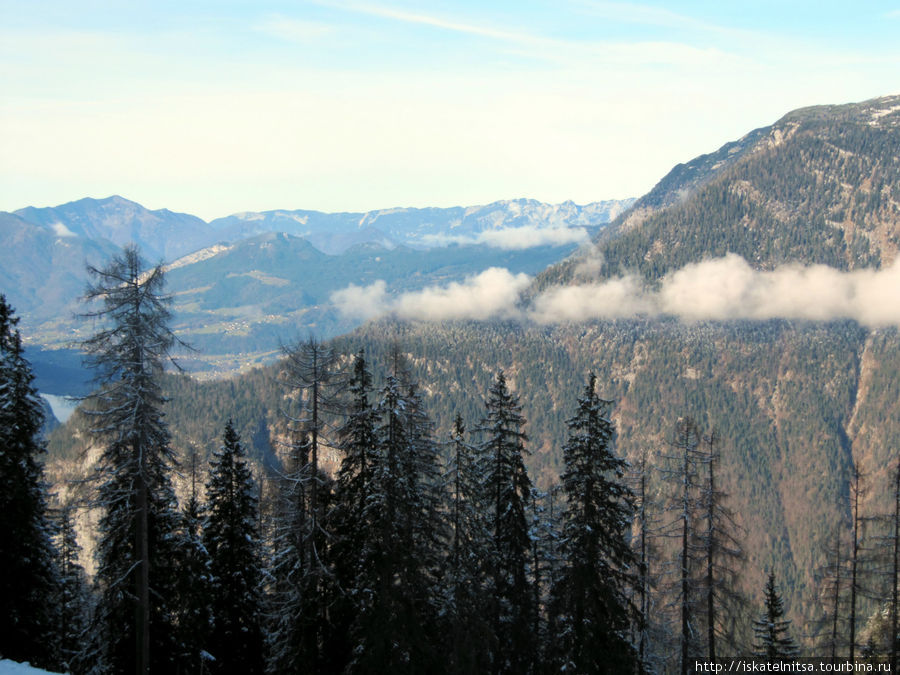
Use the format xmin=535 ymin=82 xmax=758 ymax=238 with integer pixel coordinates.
xmin=2 ymin=1 xmax=899 ymax=221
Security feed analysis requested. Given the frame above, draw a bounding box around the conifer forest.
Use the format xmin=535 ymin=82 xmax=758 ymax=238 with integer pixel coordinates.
xmin=2 ymin=245 xmax=898 ymax=674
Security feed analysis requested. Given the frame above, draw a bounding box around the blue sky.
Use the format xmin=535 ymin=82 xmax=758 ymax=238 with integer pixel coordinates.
xmin=2 ymin=1 xmax=899 ymax=220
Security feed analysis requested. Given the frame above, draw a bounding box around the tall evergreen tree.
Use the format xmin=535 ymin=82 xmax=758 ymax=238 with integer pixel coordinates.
xmin=890 ymin=461 xmax=899 ymax=671
xmin=55 ymin=500 xmax=92 ymax=675
xmin=660 ymin=417 xmax=705 ymax=675
xmin=698 ymin=430 xmax=746 ymax=659
xmin=0 ymin=295 xmax=60 ymax=669
xmin=478 ymin=370 xmax=536 ymax=674
xmin=326 ymin=350 xmax=378 ymax=672
xmin=269 ymin=337 xmax=341 ymax=671
xmin=848 ymin=462 xmax=867 ymax=661
xmin=266 ymin=433 xmax=330 ymax=673
xmin=752 ymin=572 xmax=800 ymax=661
xmin=173 ymin=450 xmax=212 ymax=674
xmin=343 ymin=357 xmax=443 ymax=673
xmin=203 ymin=420 xmax=265 ymax=675
xmin=81 ymin=247 xmax=183 ymax=675
xmin=629 ymin=446 xmax=665 ymax=673
xmin=814 ymin=525 xmax=849 ymax=659
xmin=443 ymin=413 xmax=494 ymax=674
xmin=550 ymin=372 xmax=637 ymax=673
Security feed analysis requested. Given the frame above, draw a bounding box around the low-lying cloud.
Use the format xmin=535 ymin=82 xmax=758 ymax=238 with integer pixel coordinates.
xmin=331 ymin=254 xmax=900 ymax=327
xmin=530 ymin=254 xmax=900 ymax=326
xmin=331 ymin=267 xmax=530 ymax=322
xmin=330 ymin=279 xmax=389 ymax=321
xmin=421 ymin=225 xmax=589 ymax=250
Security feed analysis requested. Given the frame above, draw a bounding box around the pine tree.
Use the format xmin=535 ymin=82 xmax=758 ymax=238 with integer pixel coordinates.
xmin=550 ymin=372 xmax=637 ymax=673
xmin=0 ymin=295 xmax=60 ymax=669
xmin=814 ymin=525 xmax=849 ymax=659
xmin=443 ymin=414 xmax=494 ymax=674
xmin=753 ymin=572 xmax=800 ymax=661
xmin=267 ymin=431 xmax=317 ymax=674
xmin=890 ymin=461 xmax=899 ymax=671
xmin=203 ymin=420 xmax=265 ymax=675
xmin=173 ymin=450 xmax=212 ymax=674
xmin=630 ymin=446 xmax=664 ymax=672
xmin=343 ymin=356 xmax=443 ymax=673
xmin=847 ymin=461 xmax=868 ymax=662
xmin=660 ymin=417 xmax=705 ymax=675
xmin=55 ymin=500 xmax=91 ymax=675
xmin=269 ymin=337 xmax=341 ymax=672
xmin=478 ymin=370 xmax=536 ymax=674
xmin=326 ymin=350 xmax=378 ymax=672
xmin=698 ymin=430 xmax=746 ymax=659
xmin=81 ymin=245 xmax=183 ymax=675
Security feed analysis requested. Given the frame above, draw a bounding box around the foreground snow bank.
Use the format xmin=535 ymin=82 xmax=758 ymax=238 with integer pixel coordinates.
xmin=0 ymin=661 xmax=61 ymax=675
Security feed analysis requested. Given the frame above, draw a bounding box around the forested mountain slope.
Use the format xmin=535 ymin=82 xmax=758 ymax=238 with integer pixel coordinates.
xmin=538 ymin=95 xmax=900 ymax=290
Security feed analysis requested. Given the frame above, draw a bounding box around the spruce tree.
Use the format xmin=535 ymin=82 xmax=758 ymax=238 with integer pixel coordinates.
xmin=0 ymin=295 xmax=60 ymax=669
xmin=344 ymin=360 xmax=443 ymax=673
xmin=173 ymin=450 xmax=212 ymax=674
xmin=698 ymin=430 xmax=746 ymax=659
xmin=660 ymin=417 xmax=705 ymax=675
xmin=630 ymin=446 xmax=663 ymax=672
xmin=269 ymin=337 xmax=341 ymax=671
xmin=478 ymin=370 xmax=536 ymax=674
xmin=815 ymin=526 xmax=849 ymax=659
xmin=55 ymin=500 xmax=91 ymax=675
xmin=326 ymin=350 xmax=378 ymax=672
xmin=443 ymin=414 xmax=494 ymax=674
xmin=890 ymin=461 xmax=899 ymax=671
xmin=550 ymin=372 xmax=637 ymax=673
xmin=266 ymin=433 xmax=329 ymax=673
xmin=81 ymin=245 xmax=183 ymax=675
xmin=752 ymin=572 xmax=800 ymax=661
xmin=203 ymin=420 xmax=265 ymax=675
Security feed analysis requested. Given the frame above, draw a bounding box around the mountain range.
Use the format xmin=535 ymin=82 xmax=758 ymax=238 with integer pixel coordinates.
xmin=1 ymin=196 xmax=633 ymax=375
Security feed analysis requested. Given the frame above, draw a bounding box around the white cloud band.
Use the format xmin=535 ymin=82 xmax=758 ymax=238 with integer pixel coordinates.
xmin=330 ymin=254 xmax=900 ymax=327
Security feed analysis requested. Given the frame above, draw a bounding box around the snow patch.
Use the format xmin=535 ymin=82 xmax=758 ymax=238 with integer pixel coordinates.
xmin=870 ymin=104 xmax=900 ymax=124
xmin=166 ymin=244 xmax=232 ymax=271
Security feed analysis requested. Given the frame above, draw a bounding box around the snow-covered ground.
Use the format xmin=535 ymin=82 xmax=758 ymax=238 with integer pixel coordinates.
xmin=0 ymin=661 xmax=60 ymax=675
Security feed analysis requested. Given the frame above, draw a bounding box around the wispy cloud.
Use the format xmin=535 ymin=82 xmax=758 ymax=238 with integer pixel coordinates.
xmin=254 ymin=15 xmax=335 ymax=42
xmin=575 ymin=0 xmax=738 ymax=35
xmin=314 ymin=0 xmax=735 ymax=67
xmin=313 ymin=0 xmax=543 ymax=44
